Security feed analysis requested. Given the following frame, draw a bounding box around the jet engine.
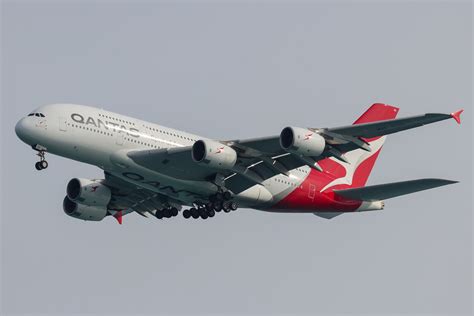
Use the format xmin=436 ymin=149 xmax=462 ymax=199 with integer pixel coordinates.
xmin=192 ymin=139 xmax=237 ymax=169
xmin=66 ymin=178 xmax=112 ymax=206
xmin=63 ymin=196 xmax=108 ymax=221
xmin=280 ymin=126 xmax=326 ymax=157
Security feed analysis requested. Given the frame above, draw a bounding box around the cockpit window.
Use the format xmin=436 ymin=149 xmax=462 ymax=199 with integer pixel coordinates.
xmin=29 ymin=113 xmax=45 ymax=117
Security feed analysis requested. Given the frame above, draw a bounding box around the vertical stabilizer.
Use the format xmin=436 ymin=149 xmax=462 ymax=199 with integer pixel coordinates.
xmin=322 ymin=103 xmax=399 ymax=189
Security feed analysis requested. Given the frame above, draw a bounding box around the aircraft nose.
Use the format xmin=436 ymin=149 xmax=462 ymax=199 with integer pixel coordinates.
xmin=15 ymin=117 xmax=34 ymax=144
xmin=15 ymin=117 xmax=26 ymax=137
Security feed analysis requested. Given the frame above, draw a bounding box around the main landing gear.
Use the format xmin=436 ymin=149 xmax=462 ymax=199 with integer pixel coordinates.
xmin=34 ymin=147 xmax=48 ymax=171
xmin=182 ymin=192 xmax=238 ymax=220
xmin=154 ymin=207 xmax=179 ymax=219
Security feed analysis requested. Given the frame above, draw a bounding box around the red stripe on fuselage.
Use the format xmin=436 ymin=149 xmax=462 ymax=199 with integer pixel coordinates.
xmin=270 ymin=166 xmax=362 ymax=212
xmin=270 ymin=147 xmax=383 ymax=213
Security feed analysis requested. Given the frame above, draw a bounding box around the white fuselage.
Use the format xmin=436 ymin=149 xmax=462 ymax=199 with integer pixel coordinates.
xmin=15 ymin=104 xmax=310 ymax=209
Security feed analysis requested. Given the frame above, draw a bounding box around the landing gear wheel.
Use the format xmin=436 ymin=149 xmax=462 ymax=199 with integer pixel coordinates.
xmin=155 ymin=211 xmax=163 ymax=219
xmin=214 ymin=192 xmax=223 ymax=201
xmin=223 ymin=191 xmax=232 ymax=200
xmin=205 ymin=203 xmax=214 ymax=212
xmin=34 ymin=149 xmax=48 ymax=171
xmin=207 ymin=209 xmax=215 ymax=218
xmin=163 ymin=209 xmax=172 ymax=218
xmin=222 ymin=201 xmax=230 ymax=212
xmin=170 ymin=207 xmax=179 ymax=217
xmin=190 ymin=208 xmax=199 ymax=219
xmin=229 ymin=201 xmax=238 ymax=211
xmin=213 ymin=201 xmax=222 ymax=212
xmin=200 ymin=212 xmax=208 ymax=219
xmin=183 ymin=209 xmax=191 ymax=219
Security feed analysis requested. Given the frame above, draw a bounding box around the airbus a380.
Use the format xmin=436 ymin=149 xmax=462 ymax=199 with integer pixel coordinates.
xmin=15 ymin=103 xmax=463 ymax=223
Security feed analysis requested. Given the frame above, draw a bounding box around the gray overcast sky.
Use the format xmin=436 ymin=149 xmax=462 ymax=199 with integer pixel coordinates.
xmin=1 ymin=1 xmax=472 ymax=315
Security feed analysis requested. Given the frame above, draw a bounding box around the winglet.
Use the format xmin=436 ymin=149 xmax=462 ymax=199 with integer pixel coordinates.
xmin=451 ymin=109 xmax=463 ymax=124
xmin=113 ymin=210 xmax=123 ymax=225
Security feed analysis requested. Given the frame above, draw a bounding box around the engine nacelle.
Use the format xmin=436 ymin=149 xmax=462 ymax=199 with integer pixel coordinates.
xmin=63 ymin=196 xmax=107 ymax=221
xmin=66 ymin=178 xmax=111 ymax=206
xmin=192 ymin=139 xmax=237 ymax=169
xmin=280 ymin=126 xmax=326 ymax=157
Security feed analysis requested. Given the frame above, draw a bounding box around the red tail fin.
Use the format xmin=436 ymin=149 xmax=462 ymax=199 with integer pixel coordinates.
xmin=353 ymin=103 xmax=399 ymax=125
xmin=350 ymin=103 xmax=399 ymax=187
xmin=321 ymin=103 xmax=399 ymax=189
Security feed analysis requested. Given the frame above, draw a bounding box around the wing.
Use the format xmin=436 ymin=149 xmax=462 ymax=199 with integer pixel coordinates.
xmin=126 ymin=108 xmax=462 ymax=195
xmin=125 ymin=147 xmax=211 ymax=180
xmin=222 ymin=109 xmax=462 ymax=191
xmin=232 ymin=109 xmax=463 ymax=151
xmin=126 ymin=143 xmax=310 ymax=194
xmin=324 ymin=110 xmax=463 ymax=139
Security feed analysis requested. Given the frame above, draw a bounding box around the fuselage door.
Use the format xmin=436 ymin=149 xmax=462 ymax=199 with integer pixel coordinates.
xmin=308 ymin=183 xmax=316 ymax=200
xmin=116 ymin=132 xmax=124 ymax=145
xmin=59 ymin=117 xmax=67 ymax=131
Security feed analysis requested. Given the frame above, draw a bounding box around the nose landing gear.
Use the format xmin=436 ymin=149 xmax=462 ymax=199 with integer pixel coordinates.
xmin=34 ymin=147 xmax=48 ymax=171
xmin=35 ymin=160 xmax=48 ymax=170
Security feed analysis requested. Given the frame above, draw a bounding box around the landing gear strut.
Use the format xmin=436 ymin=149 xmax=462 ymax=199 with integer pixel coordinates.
xmin=34 ymin=147 xmax=48 ymax=171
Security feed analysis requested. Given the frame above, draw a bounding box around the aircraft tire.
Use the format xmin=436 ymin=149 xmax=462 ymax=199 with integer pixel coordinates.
xmin=170 ymin=207 xmax=178 ymax=217
xmin=190 ymin=208 xmax=199 ymax=219
xmin=215 ymin=192 xmax=223 ymax=201
xmin=223 ymin=191 xmax=232 ymax=200
xmin=213 ymin=201 xmax=222 ymax=212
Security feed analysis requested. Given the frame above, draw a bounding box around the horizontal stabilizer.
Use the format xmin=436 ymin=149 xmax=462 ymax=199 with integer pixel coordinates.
xmin=334 ymin=178 xmax=458 ymax=202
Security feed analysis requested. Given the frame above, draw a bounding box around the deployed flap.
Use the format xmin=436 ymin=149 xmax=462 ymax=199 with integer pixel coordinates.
xmin=334 ymin=178 xmax=458 ymax=202
xmin=326 ymin=111 xmax=461 ymax=139
xmin=313 ymin=212 xmax=344 ymax=219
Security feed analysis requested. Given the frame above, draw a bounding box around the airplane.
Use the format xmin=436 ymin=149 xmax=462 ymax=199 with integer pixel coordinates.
xmin=15 ymin=103 xmax=463 ymax=223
